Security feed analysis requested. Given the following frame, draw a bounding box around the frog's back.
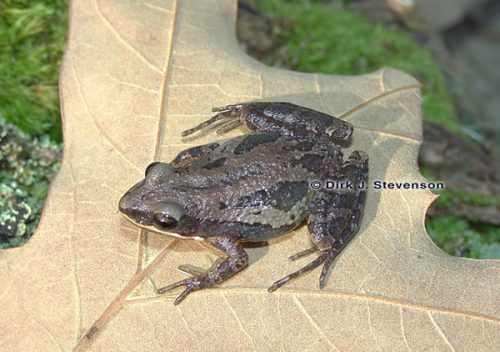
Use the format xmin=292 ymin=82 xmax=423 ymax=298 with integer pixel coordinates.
xmin=170 ymin=132 xmax=342 ymax=241
xmin=177 ymin=132 xmax=338 ymax=177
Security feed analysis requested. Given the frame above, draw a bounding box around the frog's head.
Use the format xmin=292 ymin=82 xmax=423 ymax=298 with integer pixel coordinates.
xmin=118 ymin=162 xmax=186 ymax=236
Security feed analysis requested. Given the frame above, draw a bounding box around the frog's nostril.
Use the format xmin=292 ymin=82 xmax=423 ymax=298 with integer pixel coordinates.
xmin=118 ymin=196 xmax=126 ymax=211
xmin=118 ymin=195 xmax=133 ymax=214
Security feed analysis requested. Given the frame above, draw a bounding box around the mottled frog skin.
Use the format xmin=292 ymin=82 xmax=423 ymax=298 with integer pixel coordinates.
xmin=119 ymin=102 xmax=368 ymax=304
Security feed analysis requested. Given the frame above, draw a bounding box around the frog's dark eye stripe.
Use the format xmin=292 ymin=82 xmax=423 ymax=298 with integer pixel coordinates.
xmin=153 ymin=213 xmax=178 ymax=230
xmin=145 ymin=162 xmax=160 ymax=176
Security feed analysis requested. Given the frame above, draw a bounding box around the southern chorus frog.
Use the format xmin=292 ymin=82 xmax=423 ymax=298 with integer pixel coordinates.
xmin=119 ymin=102 xmax=368 ymax=304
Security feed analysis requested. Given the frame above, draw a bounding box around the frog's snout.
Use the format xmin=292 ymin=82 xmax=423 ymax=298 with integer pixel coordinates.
xmin=118 ymin=192 xmax=152 ymax=226
xmin=118 ymin=194 xmax=130 ymax=215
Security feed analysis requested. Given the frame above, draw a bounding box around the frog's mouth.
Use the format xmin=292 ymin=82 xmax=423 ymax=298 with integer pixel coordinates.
xmin=119 ymin=213 xmax=205 ymax=241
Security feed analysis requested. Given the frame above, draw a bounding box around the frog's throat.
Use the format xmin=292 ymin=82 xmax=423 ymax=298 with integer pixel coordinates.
xmin=120 ymin=213 xmax=205 ymax=241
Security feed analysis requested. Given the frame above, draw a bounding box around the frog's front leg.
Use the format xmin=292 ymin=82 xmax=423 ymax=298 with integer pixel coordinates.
xmin=268 ymin=150 xmax=368 ymax=292
xmin=182 ymin=102 xmax=353 ymax=142
xmin=158 ymin=237 xmax=248 ymax=305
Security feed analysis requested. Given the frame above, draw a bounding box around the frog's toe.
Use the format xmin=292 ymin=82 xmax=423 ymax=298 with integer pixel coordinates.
xmin=318 ymin=254 xmax=336 ymax=289
xmin=177 ymin=257 xmax=223 ymax=277
xmin=157 ymin=278 xmax=202 ymax=305
xmin=173 ymin=282 xmax=202 ymax=305
xmin=212 ymin=103 xmax=242 ymax=112
xmin=157 ymin=278 xmax=190 ymax=293
xmin=177 ymin=264 xmax=207 ymax=277
xmin=268 ymin=252 xmax=329 ymax=292
xmin=287 ymin=247 xmax=317 ymax=261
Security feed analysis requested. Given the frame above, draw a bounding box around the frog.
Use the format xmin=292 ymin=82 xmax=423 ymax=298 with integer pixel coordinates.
xmin=119 ymin=102 xmax=368 ymax=305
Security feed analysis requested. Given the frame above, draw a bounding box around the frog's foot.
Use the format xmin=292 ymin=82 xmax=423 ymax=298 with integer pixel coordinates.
xmin=159 ymin=260 xmax=221 ymax=305
xmin=157 ymin=277 xmax=205 ymax=305
xmin=268 ymin=244 xmax=343 ymax=293
xmin=268 ymin=251 xmax=328 ymax=293
xmin=157 ymin=238 xmax=248 ymax=305
xmin=182 ymin=104 xmax=243 ymax=137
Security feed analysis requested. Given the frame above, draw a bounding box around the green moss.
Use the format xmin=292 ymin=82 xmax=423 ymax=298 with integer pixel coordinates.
xmin=0 ymin=0 xmax=68 ymax=141
xmin=422 ymin=167 xmax=499 ymax=258
xmin=250 ymin=0 xmax=458 ymax=133
xmin=435 ymin=189 xmax=500 ymax=208
xmin=0 ymin=118 xmax=61 ymax=248
xmin=427 ymin=215 xmax=500 ymax=259
xmin=421 ymin=167 xmax=500 ymax=208
xmin=0 ymin=0 xmax=65 ymax=247
xmin=0 ymin=184 xmax=33 ymax=248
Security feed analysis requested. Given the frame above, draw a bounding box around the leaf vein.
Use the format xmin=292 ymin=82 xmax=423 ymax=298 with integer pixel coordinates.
xmin=221 ymin=293 xmax=256 ymax=350
xmin=293 ymin=295 xmax=340 ymax=351
xmin=93 ymin=0 xmax=163 ymax=74
xmin=428 ymin=312 xmax=456 ymax=352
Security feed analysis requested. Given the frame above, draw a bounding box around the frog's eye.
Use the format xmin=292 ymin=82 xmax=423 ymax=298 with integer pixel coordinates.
xmin=153 ymin=213 xmax=178 ymax=230
xmin=152 ymin=202 xmax=184 ymax=231
xmin=145 ymin=162 xmax=160 ymax=176
xmin=145 ymin=162 xmax=176 ymax=180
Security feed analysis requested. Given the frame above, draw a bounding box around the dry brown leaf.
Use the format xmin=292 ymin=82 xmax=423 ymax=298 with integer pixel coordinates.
xmin=1 ymin=1 xmax=499 ymax=351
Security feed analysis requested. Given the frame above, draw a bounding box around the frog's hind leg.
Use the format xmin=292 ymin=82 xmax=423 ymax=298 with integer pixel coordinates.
xmin=182 ymin=104 xmax=243 ymax=137
xmin=268 ymin=150 xmax=368 ymax=292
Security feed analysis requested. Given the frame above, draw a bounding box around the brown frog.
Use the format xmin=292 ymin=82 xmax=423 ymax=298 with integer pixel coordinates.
xmin=119 ymin=102 xmax=368 ymax=304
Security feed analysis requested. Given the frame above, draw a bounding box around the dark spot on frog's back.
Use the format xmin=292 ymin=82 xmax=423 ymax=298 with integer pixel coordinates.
xmin=171 ymin=143 xmax=220 ymax=165
xmin=235 ymin=181 xmax=309 ymax=211
xmin=233 ymin=132 xmax=281 ymax=155
xmin=291 ymin=154 xmax=323 ymax=173
xmin=202 ymin=157 xmax=227 ymax=170
xmin=283 ymin=140 xmax=314 ymax=152
xmin=271 ymin=181 xmax=309 ymax=210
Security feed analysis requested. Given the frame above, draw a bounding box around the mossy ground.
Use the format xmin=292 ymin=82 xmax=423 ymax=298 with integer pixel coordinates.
xmin=0 ymin=118 xmax=61 ymax=248
xmin=427 ymin=216 xmax=500 ymax=259
xmin=421 ymin=168 xmax=500 ymax=259
xmin=0 ymin=0 xmax=65 ymax=247
xmin=0 ymin=0 xmax=67 ymax=142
